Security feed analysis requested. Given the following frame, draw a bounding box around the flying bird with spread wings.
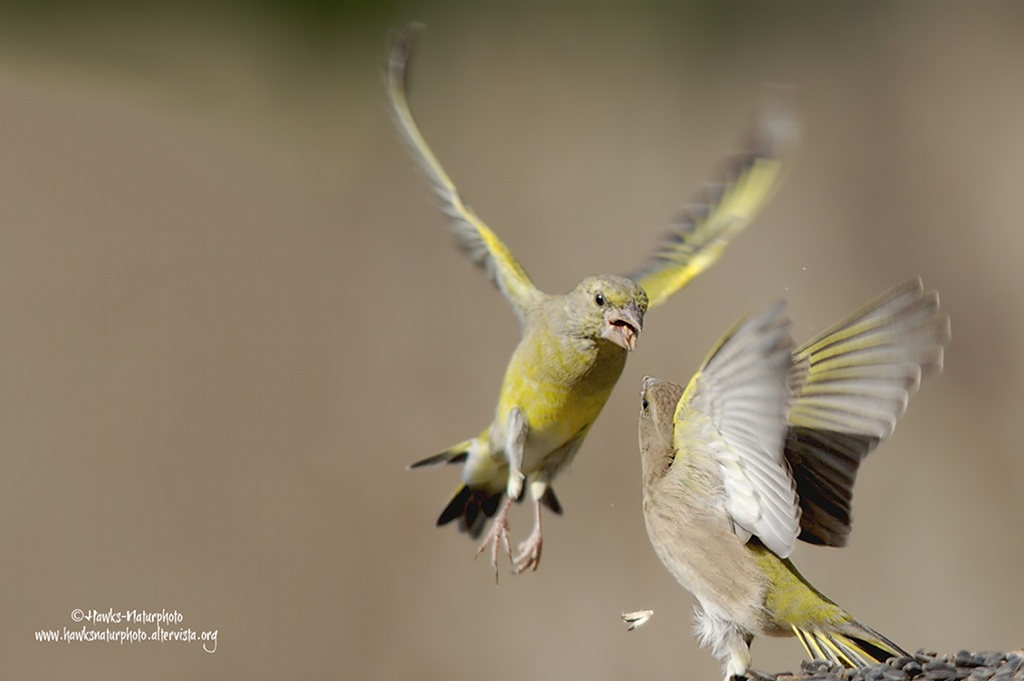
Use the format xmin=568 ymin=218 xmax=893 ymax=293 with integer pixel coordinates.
xmin=386 ymin=23 xmax=797 ymax=576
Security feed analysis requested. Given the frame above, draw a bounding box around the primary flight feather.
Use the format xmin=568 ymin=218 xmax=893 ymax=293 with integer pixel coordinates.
xmin=387 ymin=23 xmax=796 ymax=575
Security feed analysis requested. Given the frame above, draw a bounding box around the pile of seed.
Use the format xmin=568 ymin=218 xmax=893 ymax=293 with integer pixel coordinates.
xmin=769 ymin=650 xmax=1024 ymax=681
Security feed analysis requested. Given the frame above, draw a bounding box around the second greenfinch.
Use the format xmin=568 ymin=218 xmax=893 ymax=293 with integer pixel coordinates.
xmin=637 ymin=279 xmax=949 ymax=679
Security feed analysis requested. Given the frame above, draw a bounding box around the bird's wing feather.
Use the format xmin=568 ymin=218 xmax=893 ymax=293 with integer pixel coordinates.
xmin=785 ymin=278 xmax=949 ymax=546
xmin=789 ymin=278 xmax=947 ymax=436
xmin=628 ymin=89 xmax=798 ymax=308
xmin=673 ymin=301 xmax=802 ymax=558
xmin=385 ymin=24 xmax=543 ymax=320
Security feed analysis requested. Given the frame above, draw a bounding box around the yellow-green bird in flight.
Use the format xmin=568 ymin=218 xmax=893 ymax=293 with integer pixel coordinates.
xmin=387 ymin=23 xmax=797 ymax=574
xmin=637 ymin=279 xmax=949 ymax=680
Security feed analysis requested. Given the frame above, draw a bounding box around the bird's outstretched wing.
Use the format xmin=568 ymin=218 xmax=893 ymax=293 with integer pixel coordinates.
xmin=785 ymin=278 xmax=949 ymax=547
xmin=628 ymin=89 xmax=799 ymax=308
xmin=385 ymin=24 xmax=544 ymax=320
xmin=672 ymin=301 xmax=801 ymax=558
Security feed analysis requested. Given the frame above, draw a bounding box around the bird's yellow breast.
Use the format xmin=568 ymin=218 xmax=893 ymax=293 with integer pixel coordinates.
xmin=494 ymin=331 xmax=627 ymax=467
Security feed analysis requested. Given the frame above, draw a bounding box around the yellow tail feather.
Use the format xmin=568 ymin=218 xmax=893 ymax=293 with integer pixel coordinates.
xmin=793 ymin=622 xmax=906 ymax=668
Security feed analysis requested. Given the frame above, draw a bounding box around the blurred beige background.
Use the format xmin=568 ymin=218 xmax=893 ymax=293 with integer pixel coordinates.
xmin=0 ymin=2 xmax=1022 ymax=680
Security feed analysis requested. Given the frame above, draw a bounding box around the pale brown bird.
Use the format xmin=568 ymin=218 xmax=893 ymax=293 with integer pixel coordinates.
xmin=638 ymin=279 xmax=949 ymax=679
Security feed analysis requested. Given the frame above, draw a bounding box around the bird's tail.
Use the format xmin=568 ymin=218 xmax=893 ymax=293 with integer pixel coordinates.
xmin=409 ymin=439 xmax=475 ymax=469
xmin=757 ymin=547 xmax=907 ymax=669
xmin=436 ymin=484 xmax=504 ymax=539
xmin=410 ymin=439 xmax=505 ymax=539
xmin=793 ymin=619 xmax=907 ymax=668
xmin=410 ymin=438 xmax=565 ymax=538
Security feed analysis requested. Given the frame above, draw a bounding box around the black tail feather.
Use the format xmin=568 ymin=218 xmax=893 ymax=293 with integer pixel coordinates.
xmin=437 ymin=485 xmax=503 ymax=539
xmin=409 ymin=450 xmax=468 ymax=469
xmin=539 ymin=486 xmax=563 ymax=515
xmin=846 ymin=633 xmax=906 ymax=664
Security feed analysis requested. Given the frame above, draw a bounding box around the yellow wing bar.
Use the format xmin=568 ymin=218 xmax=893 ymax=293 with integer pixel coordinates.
xmin=385 ymin=24 xmax=543 ymax=318
xmin=630 ymin=89 xmax=798 ymax=308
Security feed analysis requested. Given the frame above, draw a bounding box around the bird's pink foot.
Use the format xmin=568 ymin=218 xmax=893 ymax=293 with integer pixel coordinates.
xmin=513 ymin=526 xmax=543 ymax=573
xmin=475 ymin=500 xmax=513 ymax=582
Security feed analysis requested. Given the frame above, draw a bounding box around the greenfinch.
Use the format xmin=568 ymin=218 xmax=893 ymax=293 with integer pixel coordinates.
xmin=637 ymin=279 xmax=949 ymax=679
xmin=387 ymin=24 xmax=796 ymax=574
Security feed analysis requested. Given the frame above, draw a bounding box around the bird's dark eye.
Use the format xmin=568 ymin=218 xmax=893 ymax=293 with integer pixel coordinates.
xmin=641 ymin=397 xmax=649 ymax=410
xmin=594 ymin=292 xmax=605 ymax=307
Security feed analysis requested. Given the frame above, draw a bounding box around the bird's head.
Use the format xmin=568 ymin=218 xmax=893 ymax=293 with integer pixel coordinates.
xmin=569 ymin=275 xmax=648 ymax=351
xmin=638 ymin=376 xmax=685 ymax=488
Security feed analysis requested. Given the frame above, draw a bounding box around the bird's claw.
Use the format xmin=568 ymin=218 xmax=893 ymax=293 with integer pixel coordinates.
xmin=512 ymin=528 xmax=543 ymax=573
xmin=475 ymin=515 xmax=512 ymax=582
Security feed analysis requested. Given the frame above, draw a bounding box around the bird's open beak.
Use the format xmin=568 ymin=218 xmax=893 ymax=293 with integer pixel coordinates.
xmin=603 ymin=303 xmax=643 ymax=351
